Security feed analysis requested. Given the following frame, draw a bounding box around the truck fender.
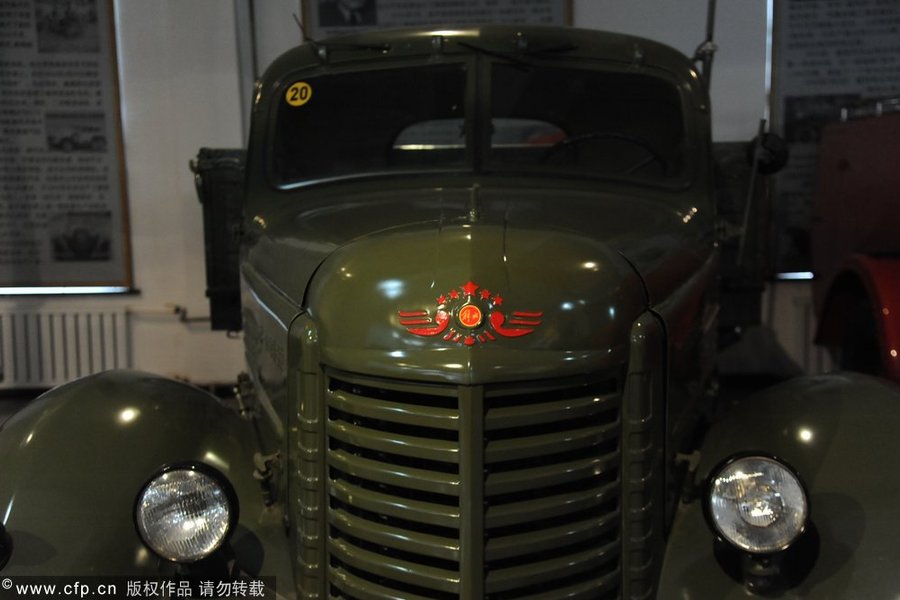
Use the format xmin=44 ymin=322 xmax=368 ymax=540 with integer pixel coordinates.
xmin=659 ymin=373 xmax=900 ymax=598
xmin=816 ymin=254 xmax=900 ymax=381
xmin=0 ymin=370 xmax=289 ymax=577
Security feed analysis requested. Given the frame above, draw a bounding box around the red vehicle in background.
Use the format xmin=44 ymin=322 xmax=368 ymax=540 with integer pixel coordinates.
xmin=813 ymin=98 xmax=900 ymax=382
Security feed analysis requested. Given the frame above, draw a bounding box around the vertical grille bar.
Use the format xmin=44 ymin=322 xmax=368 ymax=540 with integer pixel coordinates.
xmin=458 ymin=384 xmax=485 ymax=600
xmin=621 ymin=312 xmax=667 ymax=599
xmin=296 ymin=364 xmax=327 ymax=599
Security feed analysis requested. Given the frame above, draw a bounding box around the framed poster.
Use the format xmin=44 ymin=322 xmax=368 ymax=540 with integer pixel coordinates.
xmin=771 ymin=0 xmax=900 ymax=274
xmin=302 ymin=0 xmax=572 ymax=39
xmin=0 ymin=0 xmax=132 ymax=290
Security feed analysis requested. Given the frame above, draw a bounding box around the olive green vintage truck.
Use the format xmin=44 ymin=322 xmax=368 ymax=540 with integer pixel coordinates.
xmin=3 ymin=24 xmax=900 ymax=599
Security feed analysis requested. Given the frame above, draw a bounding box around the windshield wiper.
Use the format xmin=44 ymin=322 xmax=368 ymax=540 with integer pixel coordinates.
xmin=324 ymin=42 xmax=392 ymax=52
xmin=292 ymin=14 xmax=391 ymax=61
xmin=457 ymin=41 xmax=532 ymax=70
xmin=456 ymin=40 xmax=578 ymax=68
xmin=524 ymin=42 xmax=579 ymax=55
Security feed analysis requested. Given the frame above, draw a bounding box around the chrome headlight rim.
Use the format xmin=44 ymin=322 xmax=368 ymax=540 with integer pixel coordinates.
xmin=133 ymin=461 xmax=239 ymax=564
xmin=705 ymin=453 xmax=809 ymax=555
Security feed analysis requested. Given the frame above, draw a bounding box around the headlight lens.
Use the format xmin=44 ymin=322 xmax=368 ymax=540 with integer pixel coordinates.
xmin=708 ymin=455 xmax=807 ymax=554
xmin=135 ymin=465 xmax=236 ymax=563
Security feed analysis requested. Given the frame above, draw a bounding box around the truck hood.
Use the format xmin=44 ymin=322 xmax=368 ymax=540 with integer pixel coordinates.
xmin=247 ymin=185 xmax=709 ymax=382
xmin=305 ymin=221 xmax=643 ymax=383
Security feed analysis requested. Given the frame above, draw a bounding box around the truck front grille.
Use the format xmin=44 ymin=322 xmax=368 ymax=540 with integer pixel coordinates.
xmin=325 ymin=372 xmax=621 ymax=599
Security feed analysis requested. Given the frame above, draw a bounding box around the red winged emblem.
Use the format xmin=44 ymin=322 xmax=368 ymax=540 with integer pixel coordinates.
xmin=399 ymin=280 xmax=543 ymax=346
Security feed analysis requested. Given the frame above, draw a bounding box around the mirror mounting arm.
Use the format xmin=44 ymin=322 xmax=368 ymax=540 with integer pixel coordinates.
xmin=693 ymin=0 xmax=718 ymax=90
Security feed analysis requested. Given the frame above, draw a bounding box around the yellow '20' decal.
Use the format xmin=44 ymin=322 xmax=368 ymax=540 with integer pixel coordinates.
xmin=286 ymin=82 xmax=312 ymax=107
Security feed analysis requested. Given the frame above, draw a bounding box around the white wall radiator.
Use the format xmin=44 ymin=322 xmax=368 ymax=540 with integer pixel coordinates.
xmin=0 ymin=310 xmax=131 ymax=389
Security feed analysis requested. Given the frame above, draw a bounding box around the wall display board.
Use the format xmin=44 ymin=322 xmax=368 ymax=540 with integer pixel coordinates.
xmin=304 ymin=0 xmax=571 ymax=39
xmin=0 ymin=0 xmax=131 ymax=289
xmin=772 ymin=0 xmax=900 ymax=273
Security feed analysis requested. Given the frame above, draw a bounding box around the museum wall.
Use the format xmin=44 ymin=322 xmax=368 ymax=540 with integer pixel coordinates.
xmin=110 ymin=0 xmax=247 ymax=382
xmin=575 ymin=0 xmax=770 ymax=141
xmin=2 ymin=0 xmax=816 ymax=388
xmin=0 ymin=0 xmax=248 ymax=387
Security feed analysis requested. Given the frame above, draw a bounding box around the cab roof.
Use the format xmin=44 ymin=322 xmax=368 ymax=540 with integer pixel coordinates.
xmin=260 ymin=24 xmax=701 ymax=88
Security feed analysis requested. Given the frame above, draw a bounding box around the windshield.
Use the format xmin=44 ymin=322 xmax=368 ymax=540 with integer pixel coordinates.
xmin=272 ymin=63 xmax=467 ymax=183
xmin=488 ymin=63 xmax=685 ymax=180
xmin=271 ymin=60 xmax=687 ymax=186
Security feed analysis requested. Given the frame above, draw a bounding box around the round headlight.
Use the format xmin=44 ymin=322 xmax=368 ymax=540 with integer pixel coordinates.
xmin=135 ymin=464 xmax=237 ymax=563
xmin=708 ymin=455 xmax=807 ymax=554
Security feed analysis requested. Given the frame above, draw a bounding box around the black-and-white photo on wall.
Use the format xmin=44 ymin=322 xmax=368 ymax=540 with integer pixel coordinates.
xmin=303 ymin=0 xmax=571 ymax=39
xmin=0 ymin=0 xmax=131 ymax=289
xmin=771 ymin=0 xmax=900 ymax=274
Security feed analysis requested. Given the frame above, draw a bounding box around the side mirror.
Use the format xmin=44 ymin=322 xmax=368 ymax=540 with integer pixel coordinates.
xmin=747 ymin=132 xmax=789 ymax=175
